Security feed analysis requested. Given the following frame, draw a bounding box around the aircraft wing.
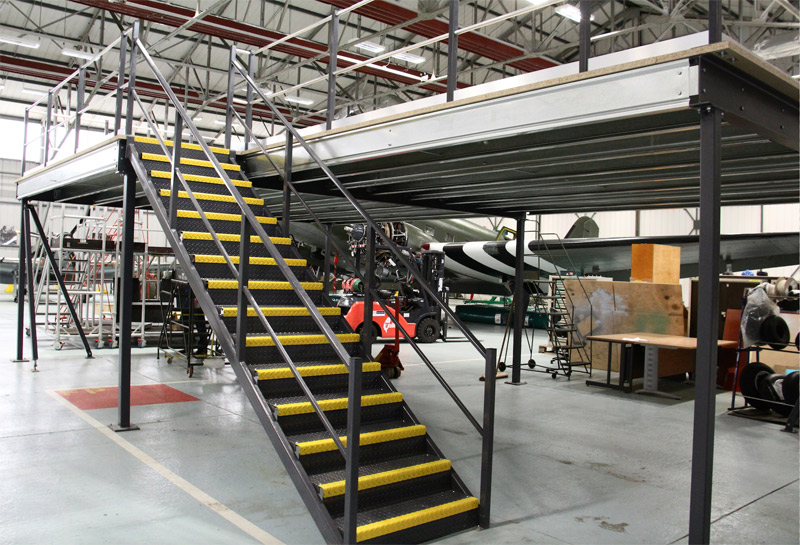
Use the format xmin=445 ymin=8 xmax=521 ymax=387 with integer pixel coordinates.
xmin=427 ymin=232 xmax=799 ymax=282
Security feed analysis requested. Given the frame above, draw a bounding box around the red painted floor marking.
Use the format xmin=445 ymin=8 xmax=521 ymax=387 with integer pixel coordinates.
xmin=56 ymin=384 xmax=199 ymax=410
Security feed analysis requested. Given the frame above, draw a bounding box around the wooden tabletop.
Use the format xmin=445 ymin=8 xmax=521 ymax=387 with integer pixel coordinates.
xmin=586 ymin=332 xmax=737 ymax=350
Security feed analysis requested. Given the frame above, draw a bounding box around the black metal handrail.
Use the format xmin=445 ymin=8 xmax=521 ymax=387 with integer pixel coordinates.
xmin=21 ymin=32 xmax=127 ymax=176
xmin=127 ymin=34 xmax=356 ymax=462
xmin=230 ymin=56 xmax=487 ymax=359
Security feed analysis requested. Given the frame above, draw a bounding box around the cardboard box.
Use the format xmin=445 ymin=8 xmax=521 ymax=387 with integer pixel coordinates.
xmin=631 ymin=244 xmax=680 ymax=284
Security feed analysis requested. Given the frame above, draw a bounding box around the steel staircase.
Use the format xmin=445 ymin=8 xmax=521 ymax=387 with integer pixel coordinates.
xmin=129 ymin=135 xmax=479 ymax=543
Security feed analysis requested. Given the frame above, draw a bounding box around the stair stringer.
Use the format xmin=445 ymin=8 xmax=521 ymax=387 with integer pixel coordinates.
xmin=127 ymin=146 xmax=343 ymax=544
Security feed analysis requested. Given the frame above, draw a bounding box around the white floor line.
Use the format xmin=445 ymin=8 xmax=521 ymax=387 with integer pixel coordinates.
xmin=46 ymin=389 xmax=285 ymax=545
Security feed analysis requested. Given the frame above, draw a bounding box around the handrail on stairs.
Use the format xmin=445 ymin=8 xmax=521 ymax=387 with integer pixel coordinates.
xmin=230 ymin=49 xmax=493 ymax=436
xmin=128 ymin=31 xmax=356 ymax=464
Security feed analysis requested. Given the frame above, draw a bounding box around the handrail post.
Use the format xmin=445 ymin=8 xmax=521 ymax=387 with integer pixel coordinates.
xmin=75 ymin=67 xmax=86 ymax=154
xmin=326 ymin=12 xmax=339 ymax=131
xmin=446 ymin=0 xmax=459 ymax=102
xmin=244 ymin=53 xmax=255 ymax=150
xmin=479 ymin=347 xmax=497 ymax=529
xmin=225 ymin=45 xmax=236 ymax=149
xmin=283 ymin=130 xmax=292 ymax=236
xmin=362 ymin=225 xmax=374 ymax=358
xmin=125 ymin=22 xmax=140 ymax=136
xmin=21 ymin=109 xmax=29 ymax=176
xmin=236 ymin=217 xmax=251 ymax=362
xmin=579 ymin=0 xmax=591 ymax=73
xmin=114 ymin=28 xmax=128 ymax=135
xmin=44 ymin=90 xmax=53 ymax=166
xmin=169 ymin=111 xmax=183 ymax=229
xmin=342 ymin=356 xmax=362 ymax=545
xmin=323 ymin=223 xmax=332 ymax=293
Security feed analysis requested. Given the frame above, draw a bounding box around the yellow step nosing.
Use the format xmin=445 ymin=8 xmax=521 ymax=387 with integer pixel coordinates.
xmin=220 ymin=306 xmax=341 ymax=318
xmin=176 ymin=210 xmax=276 ymax=224
xmin=158 ymin=189 xmax=263 ymax=205
xmin=134 ymin=135 xmax=230 ymax=155
xmin=356 ymin=497 xmax=478 ymax=542
xmin=151 ymin=169 xmax=251 ymax=188
xmin=275 ymin=392 xmax=403 ymax=417
xmin=192 ymin=255 xmax=306 ymax=267
xmin=244 ymin=332 xmax=359 ymax=348
xmin=206 ymin=280 xmax=323 ymax=291
xmin=295 ymin=424 xmax=426 ymax=456
xmin=141 ymin=152 xmax=241 ymax=171
xmin=318 ymin=459 xmax=451 ymax=499
xmin=256 ymin=361 xmax=381 ymax=381
xmin=180 ymin=231 xmax=290 ymax=245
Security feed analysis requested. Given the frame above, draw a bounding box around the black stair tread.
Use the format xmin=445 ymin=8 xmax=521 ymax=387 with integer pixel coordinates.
xmin=249 ymin=360 xmax=375 ymax=371
xmin=268 ymin=388 xmax=392 ymax=408
xmin=332 ymin=489 xmax=476 ymax=533
xmin=311 ymin=453 xmax=441 ymax=485
xmin=287 ymin=418 xmax=414 ymax=445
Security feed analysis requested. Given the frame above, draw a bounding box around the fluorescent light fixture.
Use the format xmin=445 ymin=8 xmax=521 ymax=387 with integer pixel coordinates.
xmin=193 ymin=116 xmax=203 ymax=121
xmin=214 ymin=119 xmax=227 ymax=125
xmin=0 ymin=34 xmax=40 ymax=49
xmin=0 ymin=82 xmax=4 ymax=91
xmin=391 ymin=52 xmax=426 ymax=64
xmin=22 ymin=84 xmax=49 ymax=96
xmin=61 ymin=47 xmax=94 ymax=60
xmin=284 ymin=95 xmax=314 ymax=105
xmin=231 ymin=97 xmax=247 ymax=104
xmin=555 ymin=4 xmax=594 ymax=22
xmin=355 ymin=41 xmax=385 ymax=54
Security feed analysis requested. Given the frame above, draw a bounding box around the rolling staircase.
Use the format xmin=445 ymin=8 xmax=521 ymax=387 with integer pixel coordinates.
xmin=129 ymin=135 xmax=479 ymax=544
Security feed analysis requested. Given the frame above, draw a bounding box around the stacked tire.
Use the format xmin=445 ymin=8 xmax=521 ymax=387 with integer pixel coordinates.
xmin=740 ymin=363 xmax=799 ymax=417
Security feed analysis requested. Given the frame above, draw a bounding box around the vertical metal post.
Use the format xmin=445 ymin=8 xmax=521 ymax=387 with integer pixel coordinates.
xmin=21 ymin=109 xmax=29 ymax=176
xmin=22 ymin=203 xmax=38 ymax=368
xmin=326 ymin=12 xmax=339 ymax=131
xmin=446 ymin=0 xmax=459 ymax=102
xmin=28 ymin=205 xmax=93 ymax=358
xmin=323 ymin=224 xmax=332 ymax=293
xmin=688 ymin=105 xmax=721 ymax=545
xmin=245 ymin=53 xmax=255 ymax=150
xmin=44 ymin=91 xmax=53 ymax=165
xmin=363 ymin=226 xmax=375 ymax=357
xmin=510 ymin=215 xmax=526 ymax=385
xmin=579 ymin=0 xmax=591 ymax=73
xmin=114 ymin=28 xmax=128 ymax=134
xmin=124 ymin=22 xmax=140 ymax=136
xmin=708 ymin=0 xmax=722 ymax=43
xmin=479 ymin=347 xmax=497 ymax=528
xmin=235 ymin=218 xmax=251 ymax=362
xmin=13 ymin=203 xmax=29 ymax=362
xmin=283 ymin=130 xmax=292 ymax=236
xmin=75 ymin=67 xmax=86 ymax=154
xmin=342 ymin=356 xmax=362 ymax=545
xmin=225 ymin=45 xmax=236 ymax=149
xmin=113 ymin=158 xmax=140 ymax=432
xmin=169 ymin=111 xmax=183 ymax=229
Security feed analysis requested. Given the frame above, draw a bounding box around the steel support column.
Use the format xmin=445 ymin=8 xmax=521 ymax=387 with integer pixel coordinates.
xmin=113 ymin=157 xmax=140 ymax=432
xmin=342 ymin=356 xmax=362 ymax=544
xmin=245 ymin=53 xmax=255 ymax=150
xmin=13 ymin=203 xmax=30 ymax=363
xmin=28 ymin=205 xmax=93 ymax=359
xmin=22 ymin=203 xmax=38 ymax=369
xmin=236 ymin=218 xmax=251 ymax=361
xmin=446 ymin=0 xmax=459 ymax=102
xmin=508 ymin=215 xmax=526 ymax=385
xmin=326 ymin=13 xmax=339 ymax=131
xmin=323 ymin=224 xmax=332 ymax=293
xmin=688 ymin=104 xmax=721 ymax=545
xmin=225 ymin=45 xmax=236 ymax=149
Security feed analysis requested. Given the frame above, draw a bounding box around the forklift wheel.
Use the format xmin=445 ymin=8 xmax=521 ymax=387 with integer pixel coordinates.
xmin=357 ymin=323 xmax=379 ymax=341
xmin=416 ymin=317 xmax=440 ymax=343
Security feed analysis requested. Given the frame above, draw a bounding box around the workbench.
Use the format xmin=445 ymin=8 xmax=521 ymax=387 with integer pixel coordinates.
xmin=586 ymin=332 xmax=737 ymax=399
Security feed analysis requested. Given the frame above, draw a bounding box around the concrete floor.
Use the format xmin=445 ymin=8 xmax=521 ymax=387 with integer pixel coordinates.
xmin=2 ymin=293 xmax=798 ymax=545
